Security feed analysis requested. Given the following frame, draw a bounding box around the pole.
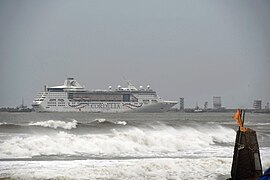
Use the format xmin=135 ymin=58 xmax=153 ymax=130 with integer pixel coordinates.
xmin=233 ymin=109 xmax=243 ymax=180
xmin=242 ymin=110 xmax=245 ymax=127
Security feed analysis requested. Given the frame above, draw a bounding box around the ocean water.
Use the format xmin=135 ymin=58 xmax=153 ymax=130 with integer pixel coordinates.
xmin=0 ymin=112 xmax=269 ymax=179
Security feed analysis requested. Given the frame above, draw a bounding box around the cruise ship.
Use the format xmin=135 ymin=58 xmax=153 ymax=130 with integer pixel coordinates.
xmin=32 ymin=78 xmax=177 ymax=113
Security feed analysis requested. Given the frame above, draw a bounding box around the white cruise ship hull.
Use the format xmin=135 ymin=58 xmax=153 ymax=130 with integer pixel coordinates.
xmin=32 ymin=101 xmax=177 ymax=113
xmin=32 ymin=78 xmax=177 ymax=113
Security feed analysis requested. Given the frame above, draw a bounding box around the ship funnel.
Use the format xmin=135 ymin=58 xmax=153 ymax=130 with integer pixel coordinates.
xmin=127 ymin=81 xmax=137 ymax=91
xmin=64 ymin=78 xmax=83 ymax=88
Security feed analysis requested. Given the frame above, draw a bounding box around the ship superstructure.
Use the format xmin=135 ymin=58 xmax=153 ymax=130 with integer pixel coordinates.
xmin=32 ymin=78 xmax=177 ymax=112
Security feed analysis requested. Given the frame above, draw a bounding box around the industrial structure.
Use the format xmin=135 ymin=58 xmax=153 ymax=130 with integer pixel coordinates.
xmin=179 ymin=97 xmax=184 ymax=111
xmin=253 ymin=100 xmax=262 ymax=110
xmin=204 ymin=101 xmax=208 ymax=110
xmin=213 ymin=96 xmax=222 ymax=109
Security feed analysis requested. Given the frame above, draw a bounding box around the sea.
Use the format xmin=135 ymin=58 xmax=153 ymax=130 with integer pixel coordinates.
xmin=0 ymin=112 xmax=269 ymax=179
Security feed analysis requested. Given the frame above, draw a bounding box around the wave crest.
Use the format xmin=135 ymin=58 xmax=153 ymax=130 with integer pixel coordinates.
xmin=94 ymin=118 xmax=106 ymax=123
xmin=0 ymin=125 xmax=236 ymax=158
xmin=0 ymin=122 xmax=7 ymax=125
xmin=93 ymin=119 xmax=127 ymax=125
xmin=29 ymin=120 xmax=78 ymax=130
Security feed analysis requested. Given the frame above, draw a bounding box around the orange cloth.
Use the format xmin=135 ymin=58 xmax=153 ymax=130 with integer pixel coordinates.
xmin=232 ymin=109 xmax=249 ymax=132
xmin=233 ymin=109 xmax=248 ymax=132
xmin=233 ymin=109 xmax=243 ymax=128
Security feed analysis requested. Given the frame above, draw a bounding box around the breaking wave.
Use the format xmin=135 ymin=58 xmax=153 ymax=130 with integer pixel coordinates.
xmin=29 ymin=120 xmax=78 ymax=130
xmin=257 ymin=123 xmax=270 ymax=126
xmin=115 ymin=121 xmax=127 ymax=125
xmin=92 ymin=118 xmax=127 ymax=125
xmin=0 ymin=119 xmax=127 ymax=133
xmin=0 ymin=124 xmax=235 ymax=158
xmin=94 ymin=118 xmax=106 ymax=123
xmin=0 ymin=122 xmax=22 ymax=128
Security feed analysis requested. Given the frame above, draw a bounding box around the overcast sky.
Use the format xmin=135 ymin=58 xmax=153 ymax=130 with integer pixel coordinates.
xmin=0 ymin=0 xmax=269 ymax=108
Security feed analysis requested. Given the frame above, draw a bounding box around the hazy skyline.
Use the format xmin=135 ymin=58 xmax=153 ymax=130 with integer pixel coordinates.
xmin=0 ymin=0 xmax=270 ymax=108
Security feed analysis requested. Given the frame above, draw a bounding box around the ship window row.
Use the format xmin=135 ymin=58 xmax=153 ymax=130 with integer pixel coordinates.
xmin=48 ymin=94 xmax=66 ymax=98
xmin=48 ymin=102 xmax=65 ymax=105
xmin=49 ymin=99 xmax=66 ymax=101
xmin=47 ymin=93 xmax=66 ymax=96
xmin=47 ymin=104 xmax=65 ymax=107
xmin=67 ymin=94 xmax=138 ymax=102
xmin=47 ymin=88 xmax=64 ymax=92
xmin=72 ymin=99 xmax=122 ymax=102
xmin=70 ymin=99 xmax=138 ymax=102
xmin=48 ymin=102 xmax=56 ymax=104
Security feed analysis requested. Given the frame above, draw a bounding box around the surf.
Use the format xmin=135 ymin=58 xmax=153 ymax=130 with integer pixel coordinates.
xmin=29 ymin=119 xmax=78 ymax=130
xmin=0 ymin=124 xmax=235 ymax=159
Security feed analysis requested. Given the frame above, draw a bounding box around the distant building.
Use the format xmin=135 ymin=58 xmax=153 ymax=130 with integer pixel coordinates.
xmin=204 ymin=101 xmax=208 ymax=110
xmin=253 ymin=100 xmax=262 ymax=110
xmin=213 ymin=96 xmax=222 ymax=109
xmin=179 ymin=97 xmax=184 ymax=110
xmin=266 ymin=102 xmax=269 ymax=110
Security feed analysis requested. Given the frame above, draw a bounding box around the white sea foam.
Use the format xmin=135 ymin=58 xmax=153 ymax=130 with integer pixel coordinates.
xmin=0 ymin=122 xmax=7 ymax=125
xmin=29 ymin=120 xmax=77 ymax=130
xmin=257 ymin=123 xmax=270 ymax=126
xmin=93 ymin=118 xmax=127 ymax=125
xmin=115 ymin=121 xmax=127 ymax=125
xmin=1 ymin=155 xmax=270 ymax=179
xmin=0 ymin=125 xmax=236 ymax=158
xmin=0 ymin=158 xmax=233 ymax=179
xmin=94 ymin=118 xmax=106 ymax=123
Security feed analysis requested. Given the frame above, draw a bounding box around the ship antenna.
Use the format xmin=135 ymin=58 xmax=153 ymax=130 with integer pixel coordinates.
xmin=122 ymin=76 xmax=131 ymax=86
xmin=122 ymin=76 xmax=128 ymax=83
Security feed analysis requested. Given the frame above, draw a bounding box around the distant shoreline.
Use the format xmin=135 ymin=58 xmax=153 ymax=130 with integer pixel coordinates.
xmin=168 ymin=108 xmax=270 ymax=114
xmin=0 ymin=108 xmax=270 ymax=114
